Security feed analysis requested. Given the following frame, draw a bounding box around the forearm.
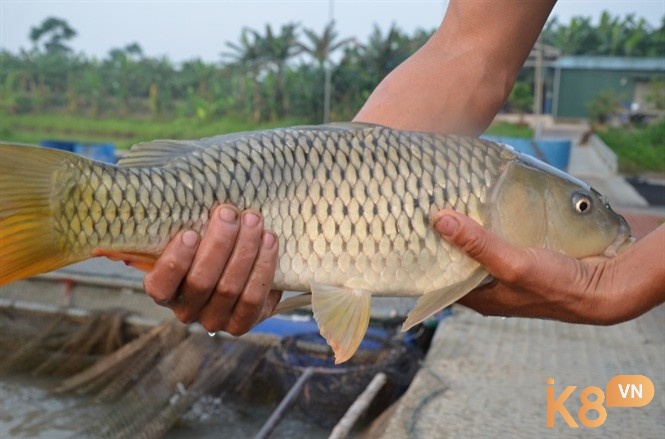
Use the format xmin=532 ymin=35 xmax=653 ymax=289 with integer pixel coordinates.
xmin=354 ymin=0 xmax=557 ymax=136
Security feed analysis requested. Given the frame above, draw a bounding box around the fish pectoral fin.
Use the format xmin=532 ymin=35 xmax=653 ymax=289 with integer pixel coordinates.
xmin=311 ymin=282 xmax=372 ymax=365
xmin=272 ymin=293 xmax=312 ymax=315
xmin=92 ymin=249 xmax=159 ymax=272
xmin=402 ymin=267 xmax=490 ymax=332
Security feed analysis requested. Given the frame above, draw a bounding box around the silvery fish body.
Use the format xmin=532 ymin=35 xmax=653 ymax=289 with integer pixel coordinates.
xmin=0 ymin=123 xmax=632 ymax=362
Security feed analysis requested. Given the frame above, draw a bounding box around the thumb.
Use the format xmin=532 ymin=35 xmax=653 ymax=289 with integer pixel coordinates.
xmin=433 ymin=210 xmax=526 ymax=280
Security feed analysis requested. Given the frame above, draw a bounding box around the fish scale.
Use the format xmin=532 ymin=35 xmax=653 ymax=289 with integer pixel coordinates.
xmin=40 ymin=126 xmax=499 ymax=294
xmin=0 ymin=123 xmax=632 ymax=363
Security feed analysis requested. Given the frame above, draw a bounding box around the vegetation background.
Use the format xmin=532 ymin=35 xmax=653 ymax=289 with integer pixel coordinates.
xmin=0 ymin=12 xmax=663 ymax=172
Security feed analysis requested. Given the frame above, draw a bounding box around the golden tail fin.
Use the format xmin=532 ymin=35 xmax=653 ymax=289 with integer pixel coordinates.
xmin=0 ymin=143 xmax=82 ymax=286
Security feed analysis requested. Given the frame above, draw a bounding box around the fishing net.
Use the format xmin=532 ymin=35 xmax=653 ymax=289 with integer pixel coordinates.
xmin=262 ymin=331 xmax=424 ymax=428
xmin=0 ymin=307 xmax=136 ymax=377
xmin=0 ymin=306 xmax=275 ymax=438
xmin=1 ymin=303 xmax=424 ymax=437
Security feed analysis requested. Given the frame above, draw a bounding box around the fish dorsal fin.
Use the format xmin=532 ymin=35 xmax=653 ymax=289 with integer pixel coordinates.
xmin=286 ymin=122 xmax=381 ymax=134
xmin=116 ymin=132 xmax=251 ymax=168
xmin=116 ymin=139 xmax=205 ymax=168
xmin=402 ymin=267 xmax=490 ymax=331
xmin=323 ymin=121 xmax=382 ymax=130
xmin=310 ymin=282 xmax=372 ymax=364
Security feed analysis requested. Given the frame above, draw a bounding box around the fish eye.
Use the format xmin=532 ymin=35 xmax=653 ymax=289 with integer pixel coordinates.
xmin=572 ymin=192 xmax=592 ymax=214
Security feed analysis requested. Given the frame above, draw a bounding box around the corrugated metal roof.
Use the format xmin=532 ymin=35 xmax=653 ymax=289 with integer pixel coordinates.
xmin=555 ymin=56 xmax=665 ymax=71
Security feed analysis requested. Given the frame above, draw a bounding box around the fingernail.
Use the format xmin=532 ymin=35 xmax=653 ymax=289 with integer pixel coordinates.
xmin=182 ymin=230 xmax=198 ymax=248
xmin=263 ymin=232 xmax=276 ymax=249
xmin=243 ymin=212 xmax=260 ymax=227
xmin=219 ymin=206 xmax=238 ymax=223
xmin=437 ymin=215 xmax=459 ymax=237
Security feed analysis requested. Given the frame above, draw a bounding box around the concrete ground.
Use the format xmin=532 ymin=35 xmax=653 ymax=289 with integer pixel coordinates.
xmin=377 ymin=124 xmax=664 ymax=438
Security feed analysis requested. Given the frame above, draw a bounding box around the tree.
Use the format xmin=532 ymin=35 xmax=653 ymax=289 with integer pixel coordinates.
xmin=542 ymin=11 xmax=663 ymax=57
xmin=542 ymin=16 xmax=598 ymax=55
xmin=299 ymin=21 xmax=355 ymax=122
xmin=224 ymin=28 xmax=265 ymax=123
xmin=29 ymin=17 xmax=77 ymax=55
xmin=254 ymin=23 xmax=301 ymax=119
xmin=587 ymin=89 xmax=622 ymax=126
xmin=508 ymin=82 xmax=534 ymax=125
xmin=104 ymin=43 xmax=144 ymax=115
xmin=361 ymin=24 xmax=409 ymax=83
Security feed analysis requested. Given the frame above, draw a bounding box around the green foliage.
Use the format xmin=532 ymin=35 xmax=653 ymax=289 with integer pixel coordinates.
xmin=30 ymin=16 xmax=77 ymax=54
xmin=587 ymin=89 xmax=623 ymax=125
xmin=484 ymin=121 xmax=534 ymax=138
xmin=2 ymin=12 xmax=663 ymax=128
xmin=508 ymin=82 xmax=533 ymax=115
xmin=542 ymin=11 xmax=664 ymax=56
xmin=645 ymin=78 xmax=665 ymax=110
xmin=598 ymin=122 xmax=665 ymax=173
xmin=0 ymin=113 xmax=306 ymax=150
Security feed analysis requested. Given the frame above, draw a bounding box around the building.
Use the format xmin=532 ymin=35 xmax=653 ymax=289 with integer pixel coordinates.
xmin=551 ymin=56 xmax=665 ymax=119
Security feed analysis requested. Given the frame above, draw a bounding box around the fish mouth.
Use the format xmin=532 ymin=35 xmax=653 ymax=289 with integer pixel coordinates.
xmin=604 ymin=235 xmax=635 ymax=257
xmin=603 ymin=217 xmax=634 ymax=257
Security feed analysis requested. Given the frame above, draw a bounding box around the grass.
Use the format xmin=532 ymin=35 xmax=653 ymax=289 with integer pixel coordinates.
xmin=597 ymin=122 xmax=665 ymax=175
xmin=484 ymin=121 xmax=533 ymax=138
xmin=2 ymin=113 xmax=662 ymax=175
xmin=0 ymin=113 xmax=305 ymax=150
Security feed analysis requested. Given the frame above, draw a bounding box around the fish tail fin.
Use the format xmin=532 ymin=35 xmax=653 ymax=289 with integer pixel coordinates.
xmin=0 ymin=143 xmax=83 ymax=286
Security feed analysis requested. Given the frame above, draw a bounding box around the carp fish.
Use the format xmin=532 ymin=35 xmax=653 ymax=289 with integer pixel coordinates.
xmin=0 ymin=123 xmax=632 ymax=363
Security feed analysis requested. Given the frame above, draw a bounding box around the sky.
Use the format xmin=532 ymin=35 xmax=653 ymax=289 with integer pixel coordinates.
xmin=0 ymin=0 xmax=663 ymax=63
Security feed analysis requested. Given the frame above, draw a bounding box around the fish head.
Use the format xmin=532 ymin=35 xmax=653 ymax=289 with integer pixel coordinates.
xmin=489 ymin=153 xmax=633 ymax=259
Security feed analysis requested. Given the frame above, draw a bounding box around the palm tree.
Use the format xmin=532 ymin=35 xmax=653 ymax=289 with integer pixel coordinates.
xmin=362 ymin=24 xmax=409 ymax=83
xmin=224 ymin=28 xmax=265 ymax=123
xmin=104 ymin=43 xmax=144 ymax=115
xmin=299 ymin=21 xmax=355 ymax=122
xmin=253 ymin=23 xmax=301 ymax=119
xmin=542 ymin=16 xmax=598 ymax=55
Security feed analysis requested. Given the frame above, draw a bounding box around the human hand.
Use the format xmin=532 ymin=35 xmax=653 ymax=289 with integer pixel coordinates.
xmin=143 ymin=205 xmax=282 ymax=335
xmin=432 ymin=210 xmax=664 ymax=325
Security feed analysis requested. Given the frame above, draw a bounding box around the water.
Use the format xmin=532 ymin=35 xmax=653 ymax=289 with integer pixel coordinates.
xmin=166 ymin=395 xmax=329 ymax=439
xmin=0 ymin=375 xmax=102 ymax=438
xmin=0 ymin=374 xmax=330 ymax=438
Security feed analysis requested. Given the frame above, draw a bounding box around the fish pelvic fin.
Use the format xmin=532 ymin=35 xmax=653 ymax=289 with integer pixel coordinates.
xmin=402 ymin=267 xmax=490 ymax=331
xmin=0 ymin=143 xmax=84 ymax=286
xmin=311 ymin=282 xmax=372 ymax=365
xmin=91 ymin=249 xmax=159 ymax=272
xmin=272 ymin=293 xmax=312 ymax=315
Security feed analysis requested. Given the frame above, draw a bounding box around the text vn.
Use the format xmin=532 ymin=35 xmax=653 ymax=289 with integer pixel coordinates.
xmin=546 ymin=375 xmax=654 ymax=428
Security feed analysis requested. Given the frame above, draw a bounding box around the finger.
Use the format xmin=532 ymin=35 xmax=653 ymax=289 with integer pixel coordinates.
xmin=200 ymin=210 xmax=265 ymax=331
xmin=263 ymin=289 xmax=284 ymax=319
xmin=206 ymin=231 xmax=279 ymax=335
xmin=433 ymin=210 xmax=526 ymax=281
xmin=143 ymin=230 xmax=199 ymax=304
xmin=433 ymin=209 xmax=587 ymax=291
xmin=170 ymin=205 xmax=241 ymax=323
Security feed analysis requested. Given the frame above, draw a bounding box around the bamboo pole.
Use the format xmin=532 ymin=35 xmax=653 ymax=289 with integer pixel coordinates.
xmin=255 ymin=367 xmax=315 ymax=439
xmin=329 ymin=372 xmax=387 ymax=439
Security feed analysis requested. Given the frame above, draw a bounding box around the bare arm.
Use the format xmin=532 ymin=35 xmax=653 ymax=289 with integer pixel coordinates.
xmin=354 ymin=0 xmax=556 ymax=136
xmin=355 ymin=0 xmax=665 ymax=323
